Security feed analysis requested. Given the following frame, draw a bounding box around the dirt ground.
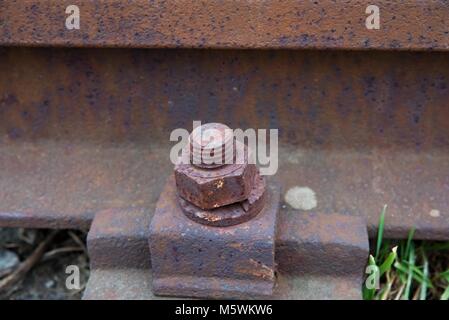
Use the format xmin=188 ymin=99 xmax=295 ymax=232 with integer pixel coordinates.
xmin=0 ymin=228 xmax=89 ymax=300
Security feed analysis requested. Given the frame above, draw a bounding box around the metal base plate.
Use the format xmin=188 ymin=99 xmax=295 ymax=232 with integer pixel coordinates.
xmin=85 ymin=202 xmax=369 ymax=299
xmin=149 ymin=175 xmax=279 ymax=299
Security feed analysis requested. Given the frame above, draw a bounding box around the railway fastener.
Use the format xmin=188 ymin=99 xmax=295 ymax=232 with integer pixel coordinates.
xmin=149 ymin=123 xmax=279 ymax=298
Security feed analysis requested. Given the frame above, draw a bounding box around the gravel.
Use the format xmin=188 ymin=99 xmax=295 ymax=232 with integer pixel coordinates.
xmin=0 ymin=228 xmax=89 ymax=300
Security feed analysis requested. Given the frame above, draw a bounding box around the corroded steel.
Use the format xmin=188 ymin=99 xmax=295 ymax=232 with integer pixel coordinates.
xmin=189 ymin=122 xmax=235 ymax=168
xmin=149 ymin=121 xmax=277 ymax=298
xmin=83 ymin=270 xmax=365 ymax=300
xmin=85 ymin=204 xmax=369 ymax=299
xmin=1 ymin=1 xmax=449 ymax=50
xmin=179 ymin=173 xmax=266 ymax=227
xmin=87 ymin=208 xmax=151 ymax=270
xmin=0 ymin=48 xmax=448 ymax=239
xmin=276 ymin=212 xmax=369 ymax=276
xmin=149 ymin=175 xmax=279 ymax=299
xmin=175 ymin=141 xmax=256 ymax=211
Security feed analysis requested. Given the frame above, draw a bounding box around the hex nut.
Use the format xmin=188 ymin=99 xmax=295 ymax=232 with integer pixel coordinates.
xmin=174 ymin=143 xmax=256 ymax=210
xmin=179 ymin=172 xmax=266 ymax=227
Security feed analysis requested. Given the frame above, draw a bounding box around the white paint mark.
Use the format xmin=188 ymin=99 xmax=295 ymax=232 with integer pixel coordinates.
xmin=284 ymin=186 xmax=317 ymax=210
xmin=429 ymin=209 xmax=440 ymax=218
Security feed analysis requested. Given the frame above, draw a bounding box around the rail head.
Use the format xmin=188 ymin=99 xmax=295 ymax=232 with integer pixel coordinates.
xmin=1 ymin=0 xmax=448 ymax=51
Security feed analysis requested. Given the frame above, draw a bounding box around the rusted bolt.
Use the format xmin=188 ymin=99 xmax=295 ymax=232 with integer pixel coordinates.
xmin=174 ymin=123 xmax=263 ymax=218
xmin=189 ymin=122 xmax=235 ymax=169
xmin=179 ymin=172 xmax=266 ymax=227
xmin=150 ymin=123 xmax=276 ymax=298
xmin=175 ymin=140 xmax=257 ymax=210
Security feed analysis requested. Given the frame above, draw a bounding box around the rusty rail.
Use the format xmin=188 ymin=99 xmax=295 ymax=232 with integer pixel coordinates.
xmin=1 ymin=0 xmax=449 ymax=50
xmin=1 ymin=48 xmax=448 ymax=239
xmin=1 ymin=0 xmax=448 ymax=300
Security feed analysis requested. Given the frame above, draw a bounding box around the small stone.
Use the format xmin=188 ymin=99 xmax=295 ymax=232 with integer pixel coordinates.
xmin=45 ymin=279 xmax=56 ymax=288
xmin=0 ymin=228 xmax=21 ymax=246
xmin=0 ymin=249 xmax=20 ymax=277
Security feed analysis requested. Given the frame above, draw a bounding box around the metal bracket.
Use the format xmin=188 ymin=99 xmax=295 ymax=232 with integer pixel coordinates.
xmin=85 ymin=200 xmax=369 ymax=299
xmin=149 ymin=175 xmax=279 ymax=299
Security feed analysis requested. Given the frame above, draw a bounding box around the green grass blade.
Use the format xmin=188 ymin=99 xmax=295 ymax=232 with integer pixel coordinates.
xmin=379 ymin=246 xmax=397 ymax=276
xmin=440 ymin=269 xmax=449 ymax=300
xmin=394 ymin=262 xmax=433 ymax=287
xmin=363 ymin=287 xmax=376 ymax=300
xmin=399 ymin=261 xmax=434 ymax=289
xmin=404 ymin=227 xmax=415 ymax=259
xmin=439 ymin=269 xmax=449 ymax=281
xmin=363 ymin=255 xmax=378 ymax=300
xmin=420 ymin=250 xmax=429 ymax=300
xmin=441 ymin=286 xmax=449 ymax=300
xmin=368 ymin=254 xmax=376 ymax=266
xmin=402 ymin=242 xmax=415 ymax=300
xmin=375 ymin=204 xmax=387 ymax=260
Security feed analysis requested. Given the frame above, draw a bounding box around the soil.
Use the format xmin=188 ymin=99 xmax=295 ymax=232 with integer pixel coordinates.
xmin=0 ymin=228 xmax=89 ymax=300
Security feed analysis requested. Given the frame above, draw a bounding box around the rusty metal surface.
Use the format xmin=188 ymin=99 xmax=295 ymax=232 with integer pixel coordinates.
xmin=87 ymin=207 xmax=151 ymax=270
xmin=179 ymin=173 xmax=266 ymax=227
xmin=83 ymin=269 xmax=363 ymax=300
xmin=83 ymin=269 xmax=165 ymax=300
xmin=1 ymin=1 xmax=449 ymax=50
xmin=280 ymin=149 xmax=449 ymax=240
xmin=84 ymin=198 xmax=368 ymax=299
xmin=0 ymin=141 xmax=171 ymax=230
xmin=0 ymin=48 xmax=448 ymax=239
xmin=277 ymin=212 xmax=369 ymax=276
xmin=149 ymin=175 xmax=279 ymax=299
xmin=1 ymin=48 xmax=448 ymax=147
xmin=273 ymin=274 xmax=363 ymax=300
xmin=188 ymin=122 xmax=235 ymax=169
xmin=175 ymin=143 xmax=256 ymax=211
